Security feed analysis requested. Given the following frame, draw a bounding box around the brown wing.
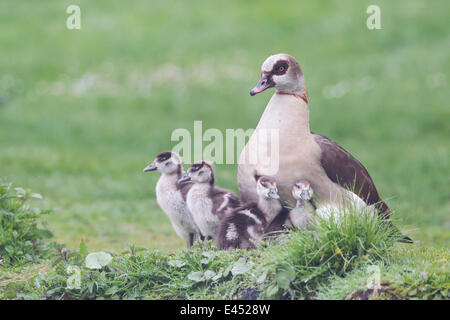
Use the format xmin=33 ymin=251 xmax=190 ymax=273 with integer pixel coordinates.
xmin=313 ymin=133 xmax=391 ymax=217
xmin=209 ymin=187 xmax=241 ymax=216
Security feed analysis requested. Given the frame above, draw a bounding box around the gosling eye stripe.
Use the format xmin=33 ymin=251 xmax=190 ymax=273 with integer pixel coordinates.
xmin=156 ymin=152 xmax=172 ymax=162
xmin=190 ymin=164 xmax=203 ymax=172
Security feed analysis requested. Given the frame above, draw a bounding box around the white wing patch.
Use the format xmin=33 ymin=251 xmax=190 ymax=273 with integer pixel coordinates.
xmin=226 ymin=223 xmax=239 ymax=240
xmin=240 ymin=209 xmax=262 ymax=224
xmin=217 ymin=193 xmax=230 ymax=212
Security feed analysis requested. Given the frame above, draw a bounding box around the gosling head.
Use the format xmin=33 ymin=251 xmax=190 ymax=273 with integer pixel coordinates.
xmin=292 ymin=180 xmax=314 ymax=203
xmin=254 ymin=174 xmax=280 ymax=200
xmin=250 ymin=53 xmax=305 ymax=96
xmin=143 ymin=151 xmax=182 ymax=175
xmin=179 ymin=160 xmax=214 ymax=184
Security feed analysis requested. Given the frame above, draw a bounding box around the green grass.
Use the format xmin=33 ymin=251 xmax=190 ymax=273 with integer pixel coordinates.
xmin=0 ymin=0 xmax=449 ymax=299
xmin=1 ymin=207 xmax=447 ymax=300
xmin=317 ymin=246 xmax=449 ymax=300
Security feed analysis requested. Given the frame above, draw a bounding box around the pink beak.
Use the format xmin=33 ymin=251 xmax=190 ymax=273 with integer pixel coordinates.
xmin=250 ymin=73 xmax=274 ymax=96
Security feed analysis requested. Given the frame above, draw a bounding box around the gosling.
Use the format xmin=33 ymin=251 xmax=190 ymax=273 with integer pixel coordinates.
xmin=217 ymin=175 xmax=282 ymax=250
xmin=143 ymin=151 xmax=202 ymax=248
xmin=285 ymin=180 xmax=316 ymax=230
xmin=179 ymin=161 xmax=241 ymax=240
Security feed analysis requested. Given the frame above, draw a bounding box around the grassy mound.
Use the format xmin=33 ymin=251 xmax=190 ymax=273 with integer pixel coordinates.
xmin=3 ymin=201 xmax=447 ymax=300
xmin=0 ymin=182 xmax=447 ymax=300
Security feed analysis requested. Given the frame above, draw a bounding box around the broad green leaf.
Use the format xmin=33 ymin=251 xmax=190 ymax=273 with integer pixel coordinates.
xmin=204 ymin=270 xmax=216 ymax=280
xmin=275 ymin=265 xmax=296 ymax=290
xmin=85 ymin=252 xmax=112 ymax=269
xmin=169 ymin=260 xmax=185 ymax=268
xmin=202 ymin=251 xmax=215 ymax=258
xmin=231 ymin=258 xmax=250 ymax=276
xmin=105 ymin=286 xmax=119 ymax=295
xmin=188 ymin=271 xmax=205 ymax=282
xmin=265 ymin=284 xmax=279 ymax=298
xmin=79 ymin=240 xmax=89 ymax=256
xmin=34 ymin=229 xmax=53 ymax=239
xmin=257 ymin=270 xmax=268 ymax=284
xmin=212 ymin=272 xmax=223 ymax=282
xmin=201 ymin=251 xmax=215 ymax=264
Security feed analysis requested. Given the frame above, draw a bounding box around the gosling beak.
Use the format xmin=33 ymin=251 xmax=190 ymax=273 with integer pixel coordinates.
xmin=250 ymin=73 xmax=274 ymax=96
xmin=178 ymin=175 xmax=191 ymax=183
xmin=268 ymin=189 xmax=280 ymax=199
xmin=143 ymin=162 xmax=157 ymax=172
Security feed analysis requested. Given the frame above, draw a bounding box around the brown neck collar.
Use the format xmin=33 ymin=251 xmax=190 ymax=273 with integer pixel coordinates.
xmin=276 ymin=91 xmax=308 ymax=104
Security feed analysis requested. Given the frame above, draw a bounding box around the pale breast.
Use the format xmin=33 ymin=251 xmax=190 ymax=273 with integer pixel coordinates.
xmin=186 ymin=185 xmax=217 ymax=237
xmin=156 ymin=179 xmax=198 ymax=233
xmin=288 ymin=206 xmax=313 ymax=229
xmin=238 ymin=93 xmax=344 ymax=206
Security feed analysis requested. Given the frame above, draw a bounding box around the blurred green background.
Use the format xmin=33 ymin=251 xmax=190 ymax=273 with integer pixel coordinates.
xmin=0 ymin=0 xmax=448 ymax=251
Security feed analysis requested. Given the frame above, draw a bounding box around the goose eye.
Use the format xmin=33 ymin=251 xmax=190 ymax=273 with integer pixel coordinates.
xmin=278 ymin=66 xmax=285 ymax=72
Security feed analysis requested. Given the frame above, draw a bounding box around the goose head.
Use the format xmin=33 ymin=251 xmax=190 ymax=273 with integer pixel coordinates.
xmin=250 ymin=53 xmax=305 ymax=96
xmin=254 ymin=174 xmax=280 ymax=199
xmin=179 ymin=160 xmax=215 ymax=184
xmin=292 ymin=180 xmax=314 ymax=202
xmin=143 ymin=151 xmax=182 ymax=175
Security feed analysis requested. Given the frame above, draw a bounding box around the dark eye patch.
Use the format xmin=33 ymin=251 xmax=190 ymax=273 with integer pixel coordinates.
xmin=272 ymin=60 xmax=289 ymax=75
xmin=190 ymin=163 xmax=203 ymax=172
xmin=260 ymin=176 xmax=276 ymax=187
xmin=156 ymin=151 xmax=172 ymax=162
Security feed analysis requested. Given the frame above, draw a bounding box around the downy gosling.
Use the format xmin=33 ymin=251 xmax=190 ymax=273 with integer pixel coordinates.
xmin=285 ymin=180 xmax=316 ymax=230
xmin=217 ymin=174 xmax=282 ymax=250
xmin=143 ymin=151 xmax=202 ymax=248
xmin=179 ymin=160 xmax=241 ymax=241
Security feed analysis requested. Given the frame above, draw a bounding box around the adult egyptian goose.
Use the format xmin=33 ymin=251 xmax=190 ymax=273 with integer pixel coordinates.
xmin=143 ymin=151 xmax=202 ymax=248
xmin=238 ymin=53 xmax=411 ymax=242
xmin=217 ymin=175 xmax=282 ymax=250
xmin=179 ymin=161 xmax=241 ymax=240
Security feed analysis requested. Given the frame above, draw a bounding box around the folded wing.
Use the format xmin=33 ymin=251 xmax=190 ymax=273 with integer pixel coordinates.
xmin=313 ymin=133 xmax=391 ymax=217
